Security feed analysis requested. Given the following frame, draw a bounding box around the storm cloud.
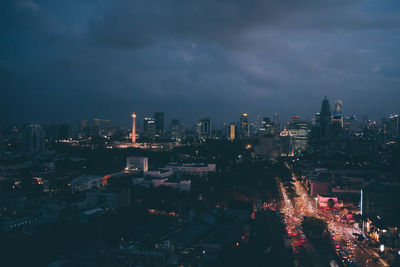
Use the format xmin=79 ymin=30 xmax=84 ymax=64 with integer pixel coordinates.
xmin=1 ymin=0 xmax=400 ymax=126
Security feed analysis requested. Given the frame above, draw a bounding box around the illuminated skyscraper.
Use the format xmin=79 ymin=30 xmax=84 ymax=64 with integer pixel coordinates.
xmin=143 ymin=117 xmax=156 ymax=139
xmin=279 ymin=128 xmax=294 ymax=157
xmin=262 ymin=117 xmax=276 ymax=135
xmin=288 ymin=116 xmax=308 ymax=153
xmin=229 ymin=123 xmax=236 ymax=140
xmin=131 ymin=113 xmax=136 ymax=143
xmin=332 ymin=100 xmax=343 ymax=134
xmin=240 ymin=113 xmax=250 ymax=138
xmin=333 ymin=100 xmax=342 ymax=116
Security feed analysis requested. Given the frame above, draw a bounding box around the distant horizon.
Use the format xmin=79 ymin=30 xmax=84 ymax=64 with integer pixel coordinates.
xmin=1 ymin=104 xmax=394 ymax=130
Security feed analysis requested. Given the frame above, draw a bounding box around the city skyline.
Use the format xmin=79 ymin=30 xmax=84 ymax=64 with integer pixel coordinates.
xmin=2 ymin=2 xmax=400 ymax=266
xmin=1 ymin=1 xmax=400 ymax=125
xmin=4 ymin=100 xmax=395 ymax=129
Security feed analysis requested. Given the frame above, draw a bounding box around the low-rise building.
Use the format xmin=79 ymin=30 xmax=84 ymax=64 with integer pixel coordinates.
xmin=126 ymin=156 xmax=148 ymax=172
xmin=152 ymin=178 xmax=191 ymax=191
xmin=310 ymin=179 xmax=331 ymax=196
xmin=164 ymin=162 xmax=216 ymax=177
xmin=70 ymin=176 xmax=101 ymax=192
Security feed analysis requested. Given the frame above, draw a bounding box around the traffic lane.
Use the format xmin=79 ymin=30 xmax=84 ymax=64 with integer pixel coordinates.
xmin=287 ymin=187 xmax=339 ymax=267
xmin=331 ymin=222 xmax=386 ymax=267
xmin=292 ymin=182 xmax=364 ymax=267
xmin=292 ymin=181 xmax=379 ymax=266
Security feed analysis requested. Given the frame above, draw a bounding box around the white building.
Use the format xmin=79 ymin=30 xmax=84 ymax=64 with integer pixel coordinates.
xmin=126 ymin=157 xmax=148 ymax=172
xmin=152 ymin=179 xmax=191 ymax=191
xmin=132 ymin=168 xmax=191 ymax=191
xmin=145 ymin=168 xmax=173 ymax=179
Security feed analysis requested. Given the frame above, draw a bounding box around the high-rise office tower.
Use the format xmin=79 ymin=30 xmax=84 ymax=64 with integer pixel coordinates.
xmin=229 ymin=123 xmax=236 ymax=141
xmin=143 ymin=117 xmax=156 ymax=139
xmin=240 ymin=113 xmax=250 ymax=138
xmin=131 ymin=113 xmax=136 ymax=143
xmin=320 ymin=97 xmax=331 ymax=140
xmin=197 ymin=118 xmax=211 ymax=138
xmin=310 ymin=112 xmax=321 ymax=140
xmin=255 ymin=114 xmax=263 ymax=134
xmin=315 ymin=113 xmax=321 ymax=125
xmin=384 ymin=114 xmax=399 ymax=138
xmin=274 ymin=113 xmax=279 ymax=131
xmin=332 ymin=100 xmax=343 ymax=134
xmin=154 ymin=112 xmax=164 ymax=136
xmin=279 ymin=128 xmax=294 ymax=157
xmin=23 ymin=125 xmax=45 ymax=152
xmin=288 ymin=116 xmax=308 ymax=153
xmin=262 ymin=117 xmax=276 ymax=135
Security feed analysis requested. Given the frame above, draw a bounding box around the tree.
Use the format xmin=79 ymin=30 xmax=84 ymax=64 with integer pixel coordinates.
xmin=301 ymin=216 xmax=328 ymax=238
xmin=327 ymin=198 xmax=335 ymax=210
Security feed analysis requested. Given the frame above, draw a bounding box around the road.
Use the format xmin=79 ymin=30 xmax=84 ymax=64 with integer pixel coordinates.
xmin=278 ymin=178 xmax=324 ymax=266
xmin=286 ymin=164 xmax=389 ymax=267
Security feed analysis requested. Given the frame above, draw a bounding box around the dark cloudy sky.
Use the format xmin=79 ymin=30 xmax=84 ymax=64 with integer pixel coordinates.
xmin=1 ymin=0 xmax=400 ymax=126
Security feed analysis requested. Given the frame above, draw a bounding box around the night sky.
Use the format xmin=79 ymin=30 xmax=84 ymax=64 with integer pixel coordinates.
xmin=1 ymin=0 xmax=400 ymax=126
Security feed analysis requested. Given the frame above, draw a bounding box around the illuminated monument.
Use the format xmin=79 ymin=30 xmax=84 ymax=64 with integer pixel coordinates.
xmin=131 ymin=112 xmax=136 ymax=143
